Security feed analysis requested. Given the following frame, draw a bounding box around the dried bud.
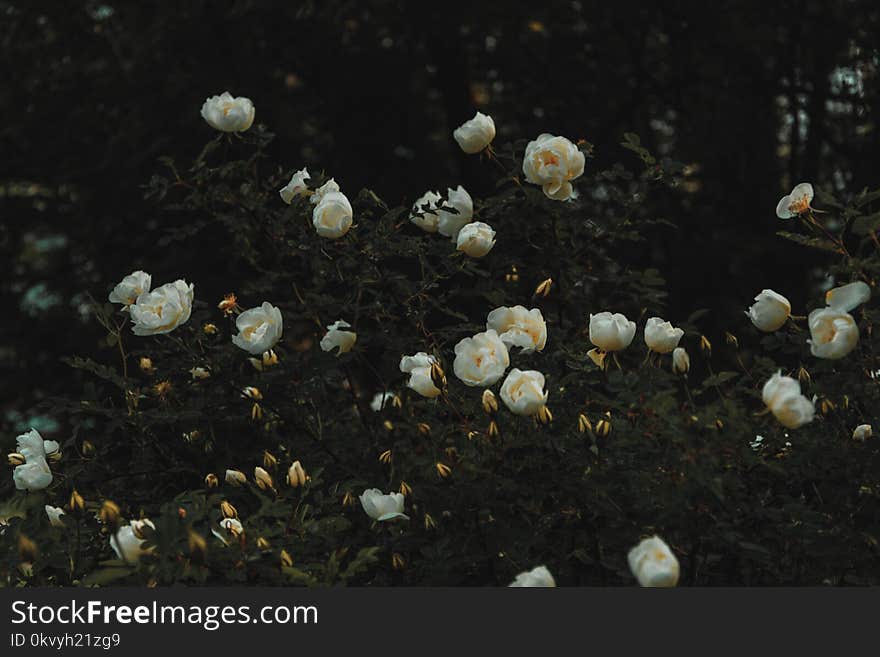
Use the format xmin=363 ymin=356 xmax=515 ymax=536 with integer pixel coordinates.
xmin=225 ymin=469 xmax=247 ymax=486
xmin=379 ymin=449 xmax=392 ymax=464
xmin=81 ymin=440 xmax=96 ymax=457
xmin=424 ymin=513 xmax=437 ymax=530
xmin=153 ymin=380 xmax=173 ymax=398
xmin=417 ymin=422 xmax=432 ymax=435
xmin=253 ymin=466 xmax=274 ymax=491
xmin=536 ymin=405 xmax=553 ymax=425
xmin=205 ymin=473 xmax=219 ymax=488
xmin=700 ymin=335 xmax=712 ymax=355
xmin=534 ymin=277 xmax=553 ymax=298
xmin=202 ymin=322 xmax=219 ymax=335
xmin=99 ymin=500 xmax=121 ymax=527
xmin=342 ymin=491 xmax=355 ymax=507
xmin=487 ymin=419 xmax=500 ymax=438
xmin=256 ymin=536 xmax=271 ymax=550
xmin=220 ymin=501 xmax=238 ymax=519
xmin=482 ymin=389 xmax=499 ymax=414
xmin=139 ymin=357 xmax=155 ymax=374
xmin=577 ymin=413 xmax=592 ymax=434
xmin=435 ymin=462 xmax=452 ymax=478
xmin=715 ymin=418 xmax=724 ymax=431
xmin=383 ymin=419 xmax=395 ymax=432
xmin=392 ymin=552 xmax=406 ymax=570
xmin=287 ymin=461 xmax=307 ymax=488
xmin=430 ymin=361 xmax=447 ymax=390
xmin=587 ymin=348 xmax=608 ymax=370
xmin=263 ymin=450 xmax=278 ymax=470
xmin=467 ymin=430 xmax=480 ymax=441
xmin=820 ymin=398 xmax=836 ymax=415
xmin=724 ymin=331 xmax=739 ymax=348
xmin=797 ymin=366 xmax=811 ymax=384
xmin=505 ymin=266 xmax=520 ymax=283
xmin=251 ymin=402 xmax=263 ymax=421
xmin=241 ymin=386 xmax=263 ymax=400
xmin=280 ymin=549 xmax=294 ymax=568
xmin=595 ymin=418 xmax=612 ymax=438
xmin=68 ymin=489 xmax=85 ymax=513
xmin=7 ymin=453 xmax=25 ymax=466
xmin=218 ymin=293 xmax=240 ymax=315
xmin=399 ymin=481 xmax=413 ymax=496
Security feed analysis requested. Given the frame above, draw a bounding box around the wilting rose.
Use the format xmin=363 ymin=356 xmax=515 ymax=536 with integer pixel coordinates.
xmin=852 ymin=424 xmax=872 ymax=441
xmin=410 ymin=190 xmax=442 ymax=233
xmin=231 ymin=302 xmax=283 ymax=355
xmin=453 ymin=111 xmax=496 ymax=154
xmin=312 ymin=191 xmax=353 ymax=239
xmin=452 ymin=329 xmax=510 ymax=387
xmin=279 ymin=168 xmax=310 ymax=203
xmin=775 ymin=182 xmax=814 ymax=219
xmin=500 ymin=368 xmax=548 ymax=416
xmin=399 ymin=352 xmax=442 ymax=398
xmin=589 ymin=312 xmax=636 ymax=352
xmin=437 ymin=186 xmax=474 ymax=239
xmin=628 ymin=535 xmax=680 ymax=587
xmin=522 ymin=133 xmax=585 ymax=201
xmin=129 ymin=280 xmax=194 ymax=336
xmin=762 ymin=371 xmax=815 ymax=429
xmin=808 ymin=307 xmax=859 ymax=359
xmin=456 ymin=221 xmax=496 ymax=257
xmin=825 ymin=280 xmax=871 ymax=312
xmin=672 ymin=347 xmax=690 ymax=374
xmin=45 ymin=505 xmax=66 ymax=528
xmin=109 ymin=270 xmax=151 ymax=307
xmin=359 ymin=488 xmax=409 ymax=521
xmin=509 ymin=565 xmax=556 ymax=587
xmin=644 ymin=317 xmax=684 ymax=353
xmin=319 ymin=320 xmax=357 ymax=355
xmin=110 ymin=519 xmax=156 ymax=563
xmin=200 ymin=92 xmax=255 ymax=132
xmin=486 ymin=306 xmax=547 ymax=353
xmin=746 ymin=289 xmax=791 ymax=332
xmin=310 ymin=179 xmax=340 ymax=206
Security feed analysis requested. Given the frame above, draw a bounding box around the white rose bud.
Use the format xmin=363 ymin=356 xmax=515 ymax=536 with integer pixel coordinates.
xmin=399 ymin=352 xmax=442 ymax=398
xmin=672 ymin=347 xmax=690 ymax=374
xmin=852 ymin=424 xmax=872 ymax=441
xmin=644 ymin=317 xmax=684 ymax=353
xmin=312 ymin=191 xmax=353 ymax=239
xmin=762 ymin=371 xmax=816 ymax=429
xmin=279 ymin=168 xmax=310 ymax=204
xmin=310 ymin=178 xmax=341 ymax=206
xmin=225 ymin=469 xmax=247 ymax=486
xmin=807 ymin=307 xmax=859 ymax=360
xmin=45 ymin=505 xmax=66 ymax=528
xmin=410 ymin=190 xmax=442 ymax=233
xmin=628 ymin=535 xmax=680 ymax=587
xmin=775 ymin=182 xmax=814 ymax=219
xmin=129 ymin=280 xmax=194 ymax=336
xmin=825 ymin=280 xmax=871 ymax=312
xmin=509 ymin=565 xmax=556 ymax=587
xmin=453 ymin=111 xmax=496 ymax=154
xmin=359 ymin=488 xmax=409 ymax=521
xmin=486 ymin=306 xmax=547 ymax=353
xmin=456 ymin=221 xmax=496 ymax=258
xmin=437 ymin=185 xmax=474 ymax=239
xmin=500 ymin=368 xmax=548 ymax=416
xmin=522 ymin=133 xmax=585 ymax=201
xmin=589 ymin=312 xmax=636 ymax=352
xmin=452 ymin=329 xmax=510 ymax=387
xmin=200 ymin=92 xmax=255 ymax=133
xmin=109 ymin=270 xmax=151 ymax=307
xmin=320 ymin=319 xmax=357 ymax=355
xmin=232 ymin=302 xmax=283 ymax=355
xmin=746 ymin=289 xmax=791 ymax=332
xmin=110 ymin=519 xmax=156 ymax=563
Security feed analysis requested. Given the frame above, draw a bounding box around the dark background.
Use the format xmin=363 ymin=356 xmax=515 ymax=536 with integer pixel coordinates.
xmin=2 ymin=0 xmax=878 ymax=435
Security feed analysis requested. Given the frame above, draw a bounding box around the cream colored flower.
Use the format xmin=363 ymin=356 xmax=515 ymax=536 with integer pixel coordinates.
xmin=589 ymin=312 xmax=636 ymax=352
xmin=456 ymin=221 xmax=496 ymax=257
xmin=522 ymin=133 xmax=585 ymax=201
xmin=129 ymin=280 xmax=194 ymax=336
xmin=762 ymin=372 xmax=815 ymax=429
xmin=486 ymin=306 xmax=546 ymax=353
xmin=644 ymin=317 xmax=684 ymax=353
xmin=45 ymin=505 xmax=66 ymax=528
xmin=500 ymin=368 xmax=548 ymax=416
xmin=359 ymin=488 xmax=409 ymax=521
xmin=509 ymin=565 xmax=556 ymax=587
xmin=200 ymin=92 xmax=255 ymax=132
xmin=628 ymin=536 xmax=680 ymax=587
xmin=746 ymin=289 xmax=791 ymax=332
xmin=399 ymin=352 xmax=442 ymax=398
xmin=319 ymin=320 xmax=357 ymax=355
xmin=110 ymin=519 xmax=156 ymax=563
xmin=808 ymin=307 xmax=859 ymax=360
xmin=852 ymin=424 xmax=872 ymax=441
xmin=437 ymin=186 xmax=474 ymax=239
xmin=279 ymin=168 xmax=310 ymax=203
xmin=775 ymin=182 xmax=814 ymax=219
xmin=410 ymin=190 xmax=442 ymax=233
xmin=312 ymin=191 xmax=353 ymax=239
xmin=109 ymin=270 xmax=151 ymax=307
xmin=232 ymin=302 xmax=283 ymax=355
xmin=825 ymin=281 xmax=871 ymax=312
xmin=453 ymin=112 xmax=496 ymax=154
xmin=12 ymin=429 xmax=52 ymax=492
xmin=309 ymin=179 xmax=340 ymax=206
xmin=452 ymin=329 xmax=510 ymax=387
xmin=212 ymin=518 xmax=244 ymax=545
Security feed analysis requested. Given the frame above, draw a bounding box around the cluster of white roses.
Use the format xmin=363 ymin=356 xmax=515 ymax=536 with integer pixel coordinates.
xmin=279 ymin=172 xmax=355 ymax=241
xmin=410 ymin=185 xmax=497 ymax=259
xmin=587 ymin=312 xmax=686 ymax=373
xmin=109 ymin=271 xmax=195 ymax=336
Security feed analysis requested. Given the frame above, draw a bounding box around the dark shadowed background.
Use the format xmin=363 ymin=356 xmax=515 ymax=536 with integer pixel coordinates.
xmin=2 ymin=0 xmax=878 ymax=435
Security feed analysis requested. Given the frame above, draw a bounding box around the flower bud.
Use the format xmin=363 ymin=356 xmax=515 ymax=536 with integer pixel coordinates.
xmin=225 ymin=469 xmax=247 ymax=486
xmin=379 ymin=449 xmax=392 ymax=464
xmin=797 ymin=366 xmax=811 ymax=384
xmin=81 ymin=440 xmax=96 ymax=456
xmin=153 ymin=380 xmax=173 ymax=398
xmin=263 ymin=450 xmax=278 ymax=470
xmin=256 ymin=536 xmax=271 ymax=550
xmin=99 ymin=500 xmax=121 ymax=528
xmin=487 ymin=419 xmax=500 ymax=438
xmin=424 ymin=513 xmax=437 ymax=530
xmin=577 ymin=413 xmax=592 ymax=433
xmin=819 ymin=398 xmax=836 ymax=415
xmin=220 ymin=501 xmax=238 ymax=519
xmin=536 ymin=405 xmax=553 ymax=425
xmin=392 ymin=553 xmax=406 ymax=570
xmin=853 ymin=424 xmax=873 ymax=441
xmin=202 ymin=322 xmax=219 ymax=335
xmin=383 ymin=419 xmax=395 ymax=431
xmin=482 ymin=389 xmax=499 ymax=414
xmin=205 ymin=473 xmax=219 ymax=488
xmin=595 ymin=418 xmax=611 ymax=437
xmin=430 ymin=361 xmax=447 ymax=390
xmin=7 ymin=452 xmax=26 ymax=466
xmin=280 ymin=549 xmax=294 ymax=568
xmin=672 ymin=347 xmax=690 ymax=375
xmin=399 ymin=481 xmax=413 ymax=497
xmin=139 ymin=357 xmax=155 ymax=374
xmin=253 ymin=466 xmax=274 ymax=491
xmin=68 ymin=489 xmax=85 ymax=513
xmin=534 ymin=277 xmax=553 ymax=298
xmin=242 ymin=386 xmax=262 ymax=400
xmin=417 ymin=422 xmax=432 ymax=435
xmin=467 ymin=430 xmax=480 ymax=441
xmin=342 ymin=491 xmax=355 ymax=507
xmin=251 ymin=403 xmax=263 ymax=421
xmin=700 ymin=335 xmax=712 ymax=355
xmin=724 ymin=331 xmax=739 ymax=348
xmin=287 ymin=461 xmax=307 ymax=488
xmin=436 ymin=462 xmax=452 ymax=478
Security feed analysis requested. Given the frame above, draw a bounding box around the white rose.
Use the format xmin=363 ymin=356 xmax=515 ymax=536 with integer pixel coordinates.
xmin=320 ymin=319 xmax=357 ymax=355
xmin=232 ymin=302 xmax=283 ymax=355
xmin=12 ymin=428 xmax=52 ymax=492
xmin=200 ymin=91 xmax=255 ymax=132
xmin=522 ymin=133 xmax=585 ymax=201
xmin=486 ymin=306 xmax=547 ymax=353
xmin=399 ymin=352 xmax=442 ymax=398
xmin=45 ymin=505 xmax=66 ymax=528
xmin=628 ymin=536 xmax=680 ymax=587
xmin=644 ymin=317 xmax=684 ymax=353
xmin=852 ymin=424 xmax=872 ymax=441
xmin=16 ymin=428 xmax=47 ymax=461
xmin=279 ymin=168 xmax=311 ymax=204
xmin=212 ymin=518 xmax=244 ymax=546
xmin=825 ymin=280 xmax=871 ymax=312
xmin=129 ymin=280 xmax=194 ymax=336
xmin=589 ymin=312 xmax=636 ymax=352
xmin=453 ymin=111 xmax=496 ymax=154
xmin=310 ymin=178 xmax=341 ymax=205
xmin=775 ymin=182 xmax=814 ymax=219
xmin=108 ymin=270 xmax=151 ymax=307
xmin=672 ymin=347 xmax=690 ymax=374
xmin=110 ymin=519 xmax=156 ymax=563
xmin=453 ymin=329 xmax=510 ymax=387
xmin=370 ymin=392 xmax=399 ymax=412
xmin=312 ymin=191 xmax=353 ymax=239
xmin=437 ymin=185 xmax=474 ymax=239
xmin=762 ymin=371 xmax=815 ymax=429
xmin=509 ymin=565 xmax=556 ymax=587
xmin=807 ymin=307 xmax=859 ymax=360
xmin=500 ymin=368 xmax=548 ymax=416
xmin=456 ymin=221 xmax=496 ymax=258
xmin=410 ymin=190 xmax=442 ymax=233
xmin=359 ymin=488 xmax=409 ymax=521
xmin=746 ymin=289 xmax=791 ymax=332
